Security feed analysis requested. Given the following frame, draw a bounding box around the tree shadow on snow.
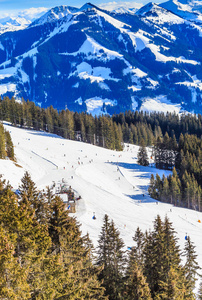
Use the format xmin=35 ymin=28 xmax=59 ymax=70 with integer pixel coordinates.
xmin=108 ymin=161 xmax=170 ymax=179
xmin=28 ymin=131 xmax=64 ymax=139
xmin=108 ymin=161 xmax=153 ymax=179
xmin=126 ymin=193 xmax=157 ymax=204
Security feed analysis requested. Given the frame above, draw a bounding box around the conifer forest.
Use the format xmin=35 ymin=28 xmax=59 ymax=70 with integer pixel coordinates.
xmin=0 ymin=172 xmax=201 ymax=299
xmin=0 ymin=96 xmax=202 ymax=298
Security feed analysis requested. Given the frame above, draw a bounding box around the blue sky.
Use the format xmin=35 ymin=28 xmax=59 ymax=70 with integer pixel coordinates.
xmin=0 ymin=0 xmax=165 ymax=14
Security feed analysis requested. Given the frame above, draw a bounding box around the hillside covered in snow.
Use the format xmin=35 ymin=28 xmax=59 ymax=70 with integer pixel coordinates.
xmin=1 ymin=122 xmax=202 ymax=275
xmin=0 ymin=1 xmax=202 ymax=114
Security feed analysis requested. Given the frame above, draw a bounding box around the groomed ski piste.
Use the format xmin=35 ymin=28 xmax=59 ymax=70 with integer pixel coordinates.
xmin=1 ymin=122 xmax=202 ymax=278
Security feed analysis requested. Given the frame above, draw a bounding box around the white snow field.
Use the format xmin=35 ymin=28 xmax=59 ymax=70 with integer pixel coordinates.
xmin=1 ymin=122 xmax=202 ymax=274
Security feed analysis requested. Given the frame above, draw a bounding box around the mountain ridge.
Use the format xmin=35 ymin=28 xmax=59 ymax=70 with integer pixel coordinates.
xmin=0 ymin=1 xmax=202 ymax=115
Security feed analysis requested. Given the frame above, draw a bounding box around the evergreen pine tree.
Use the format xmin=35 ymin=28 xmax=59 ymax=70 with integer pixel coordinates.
xmin=0 ymin=227 xmax=31 ymax=299
xmin=170 ymin=168 xmax=181 ymax=206
xmin=97 ymin=214 xmax=126 ymax=300
xmin=114 ymin=122 xmax=123 ymax=151
xmin=162 ymin=132 xmax=170 ymax=169
xmin=127 ymin=227 xmax=145 ymax=272
xmin=154 ymin=136 xmax=163 ymax=169
xmin=0 ymin=123 xmax=6 ymax=159
xmin=0 ymin=176 xmax=52 ymax=299
xmin=149 ymin=215 xmax=165 ymax=296
xmin=155 ymin=266 xmax=187 ymax=300
xmin=18 ymin=171 xmax=39 ymax=207
xmin=197 ymin=186 xmax=202 ymax=212
xmin=143 ymin=230 xmax=156 ymax=295
xmin=144 ymin=215 xmax=186 ymax=299
xmin=161 ymin=177 xmax=170 ymax=203
xmin=155 ymin=174 xmax=163 ymax=200
xmin=125 ymin=262 xmax=152 ymax=300
xmin=148 ymin=174 xmax=158 ymax=199
xmin=198 ymin=281 xmax=202 ymax=300
xmin=137 ymin=139 xmax=149 ymax=166
xmin=183 ymin=236 xmax=199 ymax=298
xmin=4 ymin=130 xmax=14 ymax=160
xmin=48 ymin=195 xmax=106 ymax=299
xmin=190 ymin=174 xmax=198 ymax=209
xmin=163 ymin=216 xmax=181 ymax=265
xmin=183 ymin=171 xmax=192 ymax=208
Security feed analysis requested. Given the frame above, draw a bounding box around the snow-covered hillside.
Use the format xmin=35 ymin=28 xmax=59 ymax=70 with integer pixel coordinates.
xmin=0 ymin=2 xmax=202 ymax=114
xmin=160 ymin=0 xmax=202 ymax=23
xmin=1 ymin=122 xmax=202 ymax=278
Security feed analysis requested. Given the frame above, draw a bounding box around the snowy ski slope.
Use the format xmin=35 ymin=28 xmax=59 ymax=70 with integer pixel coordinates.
xmin=1 ymin=122 xmax=202 ymax=276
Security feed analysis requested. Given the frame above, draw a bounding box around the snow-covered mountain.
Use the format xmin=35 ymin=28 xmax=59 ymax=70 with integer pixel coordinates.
xmin=0 ymin=16 xmax=31 ymax=34
xmin=0 ymin=2 xmax=202 ymax=114
xmin=136 ymin=2 xmax=185 ymax=23
xmin=160 ymin=0 xmax=202 ymax=23
xmin=30 ymin=6 xmax=79 ymax=27
xmin=0 ymin=8 xmax=48 ymax=34
xmin=111 ymin=7 xmax=137 ymax=14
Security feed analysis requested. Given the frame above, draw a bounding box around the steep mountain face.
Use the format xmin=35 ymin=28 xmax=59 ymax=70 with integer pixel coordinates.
xmin=30 ymin=6 xmax=79 ymax=27
xmin=160 ymin=0 xmax=202 ymax=23
xmin=0 ymin=2 xmax=202 ymax=115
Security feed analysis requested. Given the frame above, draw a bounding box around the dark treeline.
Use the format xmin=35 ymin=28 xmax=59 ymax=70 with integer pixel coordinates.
xmin=1 ymin=97 xmax=202 ymax=151
xmin=149 ymin=168 xmax=202 ymax=211
xmin=0 ymin=97 xmax=123 ymax=151
xmin=0 ymin=173 xmax=201 ymax=299
xmin=0 ymin=97 xmax=160 ymax=150
xmin=0 ymin=122 xmax=14 ymax=160
xmin=112 ymin=110 xmax=202 ymax=140
xmin=148 ymin=132 xmax=202 ymax=211
xmin=2 ymin=97 xmax=202 ymax=151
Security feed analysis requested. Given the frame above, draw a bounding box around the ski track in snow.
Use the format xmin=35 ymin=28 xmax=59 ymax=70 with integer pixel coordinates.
xmin=1 ymin=122 xmax=202 ymax=284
